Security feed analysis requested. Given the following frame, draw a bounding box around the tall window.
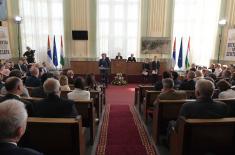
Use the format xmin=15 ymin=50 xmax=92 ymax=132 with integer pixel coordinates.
xmin=97 ymin=0 xmax=141 ymax=58
xmin=173 ymin=0 xmax=221 ymax=67
xmin=19 ymin=0 xmax=64 ymax=63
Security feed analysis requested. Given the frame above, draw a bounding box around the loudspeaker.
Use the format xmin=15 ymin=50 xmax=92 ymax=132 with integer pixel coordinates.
xmin=72 ymin=30 xmax=88 ymax=40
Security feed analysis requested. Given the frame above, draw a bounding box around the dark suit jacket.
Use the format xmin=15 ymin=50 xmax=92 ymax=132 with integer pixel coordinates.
xmin=0 ymin=143 xmax=43 ymax=155
xmin=99 ymin=58 xmax=110 ymax=68
xmin=179 ymin=98 xmax=228 ymax=118
xmin=32 ymin=94 xmax=78 ymax=118
xmin=14 ymin=64 xmax=28 ymax=73
xmin=127 ymin=57 xmax=136 ymax=62
xmin=0 ymin=94 xmax=33 ymax=116
xmin=31 ymin=87 xmax=46 ymax=98
xmin=151 ymin=61 xmax=160 ymax=70
xmin=25 ymin=76 xmax=41 ymax=87
xmin=115 ymin=56 xmax=123 ymax=59
xmin=179 ymin=79 xmax=195 ymax=90
xmin=158 ymin=90 xmax=187 ymax=100
xmin=143 ymin=63 xmax=150 ymax=70
xmin=154 ymin=81 xmax=163 ymax=91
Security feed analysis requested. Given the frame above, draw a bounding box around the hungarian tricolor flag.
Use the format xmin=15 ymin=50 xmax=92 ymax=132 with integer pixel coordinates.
xmin=185 ymin=37 xmax=190 ymax=69
xmin=172 ymin=37 xmax=176 ymax=68
xmin=60 ymin=36 xmax=65 ymax=66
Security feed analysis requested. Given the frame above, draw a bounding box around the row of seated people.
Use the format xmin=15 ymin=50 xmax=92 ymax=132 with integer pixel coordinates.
xmin=140 ymin=76 xmax=235 ymax=154
xmin=0 ymin=64 xmax=103 ymax=154
xmin=154 ymin=68 xmax=235 ymax=98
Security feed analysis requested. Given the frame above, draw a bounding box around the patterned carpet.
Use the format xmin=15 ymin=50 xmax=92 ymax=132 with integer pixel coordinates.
xmin=95 ymin=85 xmax=157 ymax=155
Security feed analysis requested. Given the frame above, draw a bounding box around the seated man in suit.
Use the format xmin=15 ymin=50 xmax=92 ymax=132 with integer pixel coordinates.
xmin=32 ymin=78 xmax=78 ymax=118
xmin=0 ymin=77 xmax=32 ymax=115
xmin=157 ymin=78 xmax=186 ymax=100
xmin=179 ymin=71 xmax=196 ymax=90
xmin=14 ymin=58 xmax=28 ymax=74
xmin=154 ymin=71 xmax=172 ymax=90
xmin=31 ymin=73 xmax=54 ymax=98
xmin=127 ymin=53 xmax=136 ymax=62
xmin=115 ymin=52 xmax=123 ymax=60
xmin=179 ymin=79 xmax=227 ymax=118
xmin=0 ymin=99 xmax=43 ymax=155
xmin=25 ymin=67 xmax=41 ymax=87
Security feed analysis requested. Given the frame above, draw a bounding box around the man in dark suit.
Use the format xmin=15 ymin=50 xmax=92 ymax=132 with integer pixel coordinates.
xmin=99 ymin=53 xmax=110 ymax=85
xmin=14 ymin=59 xmax=28 ymax=74
xmin=0 ymin=77 xmax=32 ymax=115
xmin=157 ymin=78 xmax=186 ymax=100
xmin=179 ymin=71 xmax=196 ymax=90
xmin=154 ymin=71 xmax=171 ymax=90
xmin=25 ymin=67 xmax=41 ymax=87
xmin=32 ymin=78 xmax=78 ymax=118
xmin=31 ymin=73 xmax=54 ymax=98
xmin=179 ymin=79 xmax=227 ymax=118
xmin=0 ymin=99 xmax=43 ymax=155
xmin=115 ymin=52 xmax=123 ymax=60
xmin=127 ymin=53 xmax=136 ymax=62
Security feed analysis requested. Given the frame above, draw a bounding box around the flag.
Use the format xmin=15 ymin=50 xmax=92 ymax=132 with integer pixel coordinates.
xmin=47 ymin=35 xmax=53 ymax=66
xmin=178 ymin=37 xmax=183 ymax=68
xmin=185 ymin=37 xmax=190 ymax=69
xmin=172 ymin=37 xmax=176 ymax=67
xmin=60 ymin=35 xmax=65 ymax=66
xmin=53 ymin=35 xmax=58 ymax=67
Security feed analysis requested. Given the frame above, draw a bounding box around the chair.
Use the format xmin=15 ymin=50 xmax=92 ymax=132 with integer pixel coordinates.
xmin=74 ymin=99 xmax=96 ymax=144
xmin=19 ymin=117 xmax=85 ymax=155
xmin=152 ymin=99 xmax=195 ymax=144
xmin=170 ymin=117 xmax=235 ymax=155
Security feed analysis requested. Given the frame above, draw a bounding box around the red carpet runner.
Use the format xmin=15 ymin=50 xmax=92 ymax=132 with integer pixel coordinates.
xmin=95 ymin=85 xmax=157 ymax=155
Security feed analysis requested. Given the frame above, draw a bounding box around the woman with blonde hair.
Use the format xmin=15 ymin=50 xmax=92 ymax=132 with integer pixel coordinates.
xmin=59 ymin=75 xmax=70 ymax=91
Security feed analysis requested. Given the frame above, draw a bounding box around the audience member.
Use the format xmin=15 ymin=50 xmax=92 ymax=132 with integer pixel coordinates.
xmin=194 ymin=70 xmax=203 ymax=81
xmin=0 ymin=77 xmax=32 ymax=115
xmin=0 ymin=99 xmax=43 ymax=155
xmin=31 ymin=73 xmax=54 ymax=98
xmin=216 ymin=79 xmax=235 ymax=99
xmin=1 ymin=70 xmax=30 ymax=97
xmin=127 ymin=53 xmax=136 ymax=62
xmin=222 ymin=69 xmax=232 ymax=82
xmin=155 ymin=71 xmax=171 ymax=90
xmin=190 ymin=63 xmax=197 ymax=72
xmin=214 ymin=63 xmax=222 ymax=77
xmin=67 ymin=69 xmax=75 ymax=84
xmin=25 ymin=67 xmax=41 ymax=87
xmin=179 ymin=79 xmax=227 ymax=118
xmin=231 ymin=72 xmax=235 ymax=86
xmin=156 ymin=78 xmax=186 ymax=100
xmin=14 ymin=58 xmax=28 ymax=74
xmin=32 ymin=78 xmax=78 ymax=118
xmin=85 ymin=73 xmax=101 ymax=91
xmin=59 ymin=75 xmax=70 ymax=91
xmin=179 ymin=71 xmax=196 ymax=90
xmin=171 ymin=71 xmax=181 ymax=89
xmin=68 ymin=77 xmax=90 ymax=101
xmin=209 ymin=63 xmax=215 ymax=73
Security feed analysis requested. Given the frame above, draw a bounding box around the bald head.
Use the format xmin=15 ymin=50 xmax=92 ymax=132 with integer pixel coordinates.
xmin=195 ymin=79 xmax=215 ymax=98
xmin=43 ymin=78 xmax=60 ymax=95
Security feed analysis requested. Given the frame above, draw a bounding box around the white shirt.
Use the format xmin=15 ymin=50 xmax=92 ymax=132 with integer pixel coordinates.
xmin=218 ymin=89 xmax=235 ymax=99
xmin=67 ymin=88 xmax=90 ymax=101
xmin=214 ymin=68 xmax=222 ymax=77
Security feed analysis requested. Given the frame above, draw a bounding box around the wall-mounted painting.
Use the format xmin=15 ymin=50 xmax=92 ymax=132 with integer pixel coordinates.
xmin=141 ymin=37 xmax=171 ymax=54
xmin=0 ymin=0 xmax=7 ymax=21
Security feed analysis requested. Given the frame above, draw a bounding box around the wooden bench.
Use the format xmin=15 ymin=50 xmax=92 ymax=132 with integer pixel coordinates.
xmin=170 ymin=117 xmax=235 ymax=155
xmin=60 ymin=90 xmax=103 ymax=119
xmin=74 ymin=99 xmax=96 ymax=144
xmin=152 ymin=99 xmax=195 ymax=144
xmin=19 ymin=117 xmax=85 ymax=155
xmin=143 ymin=90 xmax=194 ymax=123
xmin=137 ymin=85 xmax=155 ymax=112
xmin=23 ymin=97 xmax=96 ymax=144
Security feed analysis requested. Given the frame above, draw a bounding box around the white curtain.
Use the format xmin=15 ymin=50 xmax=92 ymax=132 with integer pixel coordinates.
xmin=97 ymin=0 xmax=141 ymax=59
xmin=173 ymin=0 xmax=221 ymax=68
xmin=19 ymin=0 xmax=64 ymax=64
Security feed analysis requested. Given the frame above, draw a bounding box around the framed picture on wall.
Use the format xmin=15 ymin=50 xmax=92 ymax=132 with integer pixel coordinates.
xmin=141 ymin=37 xmax=171 ymax=54
xmin=0 ymin=0 xmax=7 ymax=21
